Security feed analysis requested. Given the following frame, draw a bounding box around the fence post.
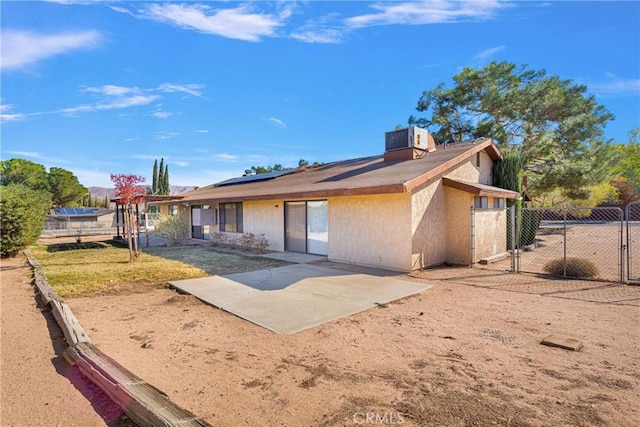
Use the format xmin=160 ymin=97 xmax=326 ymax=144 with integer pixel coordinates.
xmin=470 ymin=206 xmax=475 ymax=266
xmin=618 ymin=207 xmax=624 ymax=283
xmin=510 ymin=205 xmax=516 ymax=273
xmin=563 ymin=208 xmax=568 ymax=277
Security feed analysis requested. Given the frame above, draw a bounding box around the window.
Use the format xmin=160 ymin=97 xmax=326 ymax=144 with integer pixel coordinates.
xmin=493 ymin=198 xmax=505 ymax=208
xmin=220 ymin=202 xmax=243 ymax=232
xmin=476 ymin=152 xmax=481 ymax=167
xmin=473 ymin=196 xmax=488 ymax=209
xmin=168 ymin=205 xmax=178 ymax=216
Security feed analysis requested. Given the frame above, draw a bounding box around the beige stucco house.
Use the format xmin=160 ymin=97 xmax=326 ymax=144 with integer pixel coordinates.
xmin=149 ymin=128 xmax=518 ymax=272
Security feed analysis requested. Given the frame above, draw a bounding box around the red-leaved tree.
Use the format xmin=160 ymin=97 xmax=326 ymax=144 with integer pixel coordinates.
xmin=110 ymin=174 xmax=146 ymax=262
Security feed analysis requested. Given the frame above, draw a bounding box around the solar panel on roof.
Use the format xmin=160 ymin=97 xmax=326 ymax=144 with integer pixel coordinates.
xmin=215 ymin=169 xmax=296 ymax=187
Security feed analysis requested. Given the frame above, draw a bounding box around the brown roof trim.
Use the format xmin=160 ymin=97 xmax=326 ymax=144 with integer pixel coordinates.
xmin=403 ymin=138 xmax=500 ymax=193
xmin=145 ymin=195 xmax=185 ymax=204
xmin=184 ymin=183 xmax=407 ymax=203
xmin=442 ymin=177 xmax=519 ymax=199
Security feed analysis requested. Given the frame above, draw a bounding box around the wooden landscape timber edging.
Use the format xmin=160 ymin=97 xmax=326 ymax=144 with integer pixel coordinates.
xmin=23 ymin=249 xmax=92 ymax=346
xmin=22 ymin=249 xmax=212 ymax=427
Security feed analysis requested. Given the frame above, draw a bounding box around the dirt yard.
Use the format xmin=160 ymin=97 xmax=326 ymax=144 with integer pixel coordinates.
xmin=0 ymin=254 xmax=131 ymax=426
xmin=62 ymin=264 xmax=640 ymax=426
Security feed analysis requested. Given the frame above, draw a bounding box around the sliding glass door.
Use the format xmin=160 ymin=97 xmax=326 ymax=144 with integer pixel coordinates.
xmin=284 ymin=200 xmax=328 ymax=255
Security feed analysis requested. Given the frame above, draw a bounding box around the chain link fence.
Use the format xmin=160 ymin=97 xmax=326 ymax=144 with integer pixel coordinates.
xmin=627 ymin=202 xmax=640 ymax=284
xmin=471 ymin=206 xmax=629 ymax=283
xmin=516 ymin=207 xmax=624 ymax=282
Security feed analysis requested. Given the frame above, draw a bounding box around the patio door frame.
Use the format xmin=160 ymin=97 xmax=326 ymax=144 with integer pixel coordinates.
xmin=284 ymin=200 xmax=328 ymax=255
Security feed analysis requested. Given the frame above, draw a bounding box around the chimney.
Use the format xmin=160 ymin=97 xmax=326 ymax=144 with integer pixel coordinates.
xmin=243 ymin=169 xmax=254 ymax=176
xmin=384 ymin=126 xmax=435 ymax=162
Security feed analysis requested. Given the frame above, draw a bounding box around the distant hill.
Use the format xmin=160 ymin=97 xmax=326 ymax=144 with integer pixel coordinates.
xmin=88 ymin=185 xmax=196 ymax=200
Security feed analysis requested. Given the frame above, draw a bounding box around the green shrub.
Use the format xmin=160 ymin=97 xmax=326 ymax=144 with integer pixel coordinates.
xmin=1 ymin=184 xmax=51 ymax=257
xmin=153 ymin=215 xmax=190 ymax=246
xmin=543 ymin=257 xmax=599 ymax=278
xmin=520 ymin=209 xmax=541 ymax=247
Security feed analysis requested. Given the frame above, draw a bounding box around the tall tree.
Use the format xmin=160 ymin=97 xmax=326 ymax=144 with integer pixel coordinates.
xmin=158 ymin=158 xmax=165 ymax=194
xmin=409 ymin=61 xmax=614 ymax=198
xmin=152 ymin=159 xmax=159 ymax=194
xmin=162 ymin=164 xmax=170 ymax=195
xmin=47 ymin=167 xmax=88 ymax=207
xmin=110 ymin=174 xmax=146 ymax=262
xmin=0 ymin=158 xmax=49 ymax=191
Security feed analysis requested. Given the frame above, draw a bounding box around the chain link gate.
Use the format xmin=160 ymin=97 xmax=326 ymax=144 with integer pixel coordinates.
xmin=515 ymin=207 xmax=624 ymax=282
xmin=627 ymin=202 xmax=640 ymax=284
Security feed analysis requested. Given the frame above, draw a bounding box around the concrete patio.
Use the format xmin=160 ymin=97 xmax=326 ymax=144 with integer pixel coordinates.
xmin=169 ymin=259 xmax=431 ymax=335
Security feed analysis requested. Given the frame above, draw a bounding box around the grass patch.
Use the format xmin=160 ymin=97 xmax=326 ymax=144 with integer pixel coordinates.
xmin=29 ymin=240 xmax=290 ymax=298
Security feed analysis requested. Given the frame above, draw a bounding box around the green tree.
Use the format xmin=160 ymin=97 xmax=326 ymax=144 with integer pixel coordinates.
xmin=48 ymin=167 xmax=87 ymax=207
xmin=152 ymin=159 xmax=159 ymax=194
xmin=162 ymin=164 xmax=170 ymax=195
xmin=610 ymin=127 xmax=640 ymax=197
xmin=251 ymin=165 xmax=271 ymax=174
xmin=410 ymin=61 xmax=614 ymax=198
xmin=0 ymin=184 xmax=52 ymax=257
xmin=157 ymin=158 xmax=165 ymax=194
xmin=0 ymin=158 xmax=49 ymax=191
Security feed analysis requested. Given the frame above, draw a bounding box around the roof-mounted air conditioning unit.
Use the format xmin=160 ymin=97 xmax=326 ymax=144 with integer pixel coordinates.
xmin=385 ymin=126 xmax=434 ymax=152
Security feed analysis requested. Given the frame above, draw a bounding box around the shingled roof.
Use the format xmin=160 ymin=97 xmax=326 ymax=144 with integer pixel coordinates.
xmin=151 ymin=138 xmax=511 ymax=204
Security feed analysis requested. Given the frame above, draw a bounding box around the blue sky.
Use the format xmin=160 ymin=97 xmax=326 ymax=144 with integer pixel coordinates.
xmin=1 ymin=1 xmax=639 ymax=188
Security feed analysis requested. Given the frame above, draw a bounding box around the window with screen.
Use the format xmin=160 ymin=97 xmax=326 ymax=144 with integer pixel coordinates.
xmin=473 ymin=196 xmax=488 ymax=209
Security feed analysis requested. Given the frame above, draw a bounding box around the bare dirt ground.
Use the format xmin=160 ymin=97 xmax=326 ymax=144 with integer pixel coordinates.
xmin=0 ymin=254 xmax=132 ymax=427
xmin=60 ymin=263 xmax=640 ymax=426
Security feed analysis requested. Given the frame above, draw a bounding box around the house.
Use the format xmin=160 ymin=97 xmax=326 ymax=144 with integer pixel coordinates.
xmin=148 ymin=127 xmax=518 ymax=272
xmin=46 ymin=208 xmax=116 ymax=230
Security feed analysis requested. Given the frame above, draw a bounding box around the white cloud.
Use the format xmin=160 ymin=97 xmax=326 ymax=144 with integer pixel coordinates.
xmin=84 ymin=85 xmax=140 ymax=96
xmin=1 ymin=30 xmax=102 ymax=70
xmin=124 ymin=138 xmax=138 ymax=142
xmin=0 ymin=103 xmax=26 ymax=123
xmin=174 ymin=161 xmax=189 ymax=167
xmin=158 ymin=83 xmax=206 ymax=99
xmin=195 ymin=129 xmax=209 ymax=133
xmin=97 ymin=94 xmax=161 ymax=110
xmin=132 ymin=3 xmax=286 ymax=42
xmin=13 ymin=82 xmax=204 ymax=120
xmin=152 ymin=111 xmax=173 ymax=119
xmin=291 ymin=29 xmax=343 ymax=44
xmin=6 ymin=150 xmax=42 ymax=158
xmin=265 ymin=117 xmax=286 ymax=128
xmin=474 ymin=45 xmax=506 ymax=61
xmin=155 ymin=131 xmax=181 ymax=140
xmin=345 ymin=0 xmax=509 ymax=28
xmin=216 ymin=153 xmax=239 ymax=161
xmin=589 ymin=74 xmax=640 ymax=96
